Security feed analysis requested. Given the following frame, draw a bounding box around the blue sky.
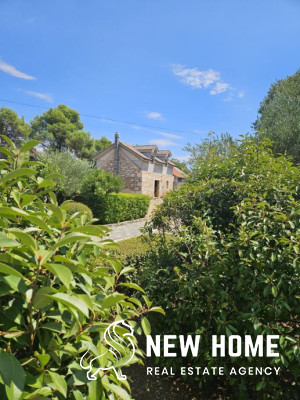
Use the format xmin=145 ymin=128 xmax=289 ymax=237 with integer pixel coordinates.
xmin=0 ymin=0 xmax=299 ymax=159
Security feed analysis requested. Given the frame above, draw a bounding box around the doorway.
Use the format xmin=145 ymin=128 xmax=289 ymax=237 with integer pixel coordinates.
xmin=154 ymin=180 xmax=160 ymax=197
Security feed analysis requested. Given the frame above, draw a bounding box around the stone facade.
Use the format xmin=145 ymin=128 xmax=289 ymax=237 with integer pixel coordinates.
xmin=94 ymin=133 xmax=176 ymax=197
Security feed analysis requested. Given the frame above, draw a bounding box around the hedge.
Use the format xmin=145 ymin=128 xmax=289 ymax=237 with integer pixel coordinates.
xmin=88 ymin=192 xmax=150 ymax=224
xmin=62 ymin=201 xmax=93 ymax=222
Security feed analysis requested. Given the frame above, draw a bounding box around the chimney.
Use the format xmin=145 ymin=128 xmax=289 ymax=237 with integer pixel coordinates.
xmin=114 ymin=132 xmax=120 ymax=176
xmin=115 ymin=132 xmax=120 ymax=145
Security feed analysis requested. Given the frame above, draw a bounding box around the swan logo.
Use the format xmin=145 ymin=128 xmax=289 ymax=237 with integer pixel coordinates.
xmin=80 ymin=320 xmax=135 ymax=381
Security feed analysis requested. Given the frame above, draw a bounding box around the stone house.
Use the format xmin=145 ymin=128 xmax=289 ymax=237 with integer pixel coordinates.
xmin=94 ymin=133 xmax=185 ymax=197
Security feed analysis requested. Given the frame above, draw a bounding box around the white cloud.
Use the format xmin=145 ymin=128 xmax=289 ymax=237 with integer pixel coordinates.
xmin=172 ymin=64 xmax=220 ymax=89
xmin=210 ymin=82 xmax=230 ymax=95
xmin=192 ymin=129 xmax=206 ymax=135
xmin=149 ymin=139 xmax=177 ymax=147
xmin=223 ymin=95 xmax=233 ymax=102
xmin=145 ymin=112 xmax=164 ymax=120
xmin=0 ymin=60 xmax=35 ymax=80
xmin=157 ymin=132 xmax=183 ymax=139
xmin=172 ymin=64 xmax=234 ymax=97
xmin=238 ymin=91 xmax=245 ymax=98
xmin=25 ymin=91 xmax=53 ymax=103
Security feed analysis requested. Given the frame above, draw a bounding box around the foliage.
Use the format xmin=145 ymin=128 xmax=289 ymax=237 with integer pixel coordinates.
xmin=184 ymin=132 xmax=237 ymax=178
xmin=0 ymin=135 xmax=160 ymax=400
xmin=170 ymin=158 xmax=189 ymax=174
xmin=111 ymin=236 xmax=150 ymax=259
xmin=136 ymin=136 xmax=300 ymax=399
xmin=0 ymin=108 xmax=30 ymax=148
xmin=89 ymin=193 xmax=150 ymax=224
xmin=30 ymin=105 xmax=111 ymax=160
xmin=62 ymin=201 xmax=93 ymax=223
xmin=40 ymin=150 xmax=94 ymax=201
xmin=254 ymin=69 xmax=300 ymax=163
xmin=81 ymin=169 xmax=124 ymax=199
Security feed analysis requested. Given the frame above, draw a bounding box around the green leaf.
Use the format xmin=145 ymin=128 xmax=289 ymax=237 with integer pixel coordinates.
xmin=119 ymin=266 xmax=136 ymax=276
xmin=0 ymin=135 xmax=16 ymax=149
xmin=119 ymin=282 xmax=145 ymax=293
xmin=33 ymin=287 xmax=56 ymax=309
xmin=0 ymin=147 xmax=14 ymax=158
xmin=48 ymin=371 xmax=67 ymax=397
xmin=70 ymin=225 xmax=109 ymax=236
xmin=0 ymin=168 xmax=35 ymax=185
xmin=73 ymin=390 xmax=85 ymax=400
xmin=0 ymin=232 xmax=20 ymax=248
xmin=0 ymin=207 xmax=29 ymax=217
xmin=100 ymin=292 xmax=126 ymax=309
xmin=0 ymin=262 xmax=24 ymax=278
xmin=225 ymin=326 xmax=232 ymax=337
xmin=88 ymin=379 xmax=103 ymax=400
xmin=149 ymin=306 xmax=165 ymax=315
xmin=23 ymin=215 xmax=52 ymax=235
xmin=7 ymin=229 xmax=37 ymax=252
xmin=48 ymin=293 xmax=89 ymax=317
xmin=141 ymin=316 xmax=151 ymax=335
xmin=0 ymin=350 xmax=25 ymax=400
xmin=106 ymin=383 xmax=131 ymax=400
xmin=20 ymin=140 xmax=40 ymax=154
xmin=44 ymin=263 xmax=72 ymax=289
xmin=52 ymin=232 xmax=89 ymax=249
xmin=35 ymin=353 xmax=50 ymax=368
xmin=45 ymin=203 xmax=64 ymax=223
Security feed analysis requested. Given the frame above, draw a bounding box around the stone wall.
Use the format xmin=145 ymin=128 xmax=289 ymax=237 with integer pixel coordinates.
xmin=141 ymin=171 xmax=174 ymax=197
xmin=96 ymin=151 xmax=114 ymax=174
xmin=118 ymin=151 xmax=142 ymax=193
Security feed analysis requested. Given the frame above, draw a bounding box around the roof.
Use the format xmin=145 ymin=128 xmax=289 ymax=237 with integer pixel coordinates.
xmin=94 ymin=137 xmax=173 ymax=166
xmin=173 ymin=167 xmax=186 ymax=178
xmin=134 ymin=145 xmax=158 ymax=151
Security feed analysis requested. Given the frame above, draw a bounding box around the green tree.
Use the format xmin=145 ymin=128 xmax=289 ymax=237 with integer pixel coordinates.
xmin=30 ymin=104 xmax=111 ymax=160
xmin=170 ymin=158 xmax=189 ymax=174
xmin=40 ymin=150 xmax=94 ymax=201
xmin=0 ymin=107 xmax=30 ymax=147
xmin=254 ymin=69 xmax=300 ymax=162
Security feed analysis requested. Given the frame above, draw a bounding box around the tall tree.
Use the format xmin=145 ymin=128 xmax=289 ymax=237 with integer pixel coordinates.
xmin=0 ymin=107 xmax=30 ymax=146
xmin=30 ymin=104 xmax=111 ymax=159
xmin=254 ymin=69 xmax=300 ymax=162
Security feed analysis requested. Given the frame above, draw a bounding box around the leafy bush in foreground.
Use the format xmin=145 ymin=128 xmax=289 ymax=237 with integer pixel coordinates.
xmin=0 ymin=136 xmax=160 ymax=400
xmin=137 ymin=137 xmax=300 ymax=399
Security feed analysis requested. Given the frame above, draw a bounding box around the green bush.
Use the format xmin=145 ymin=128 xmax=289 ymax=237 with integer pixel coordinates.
xmin=40 ymin=150 xmax=94 ymax=202
xmin=0 ymin=136 xmax=162 ymax=400
xmin=102 ymin=193 xmax=150 ymax=224
xmin=136 ymin=136 xmax=300 ymax=399
xmin=81 ymin=169 xmax=124 ymax=197
xmin=88 ymin=193 xmax=150 ymax=224
xmin=62 ymin=201 xmax=93 ymax=222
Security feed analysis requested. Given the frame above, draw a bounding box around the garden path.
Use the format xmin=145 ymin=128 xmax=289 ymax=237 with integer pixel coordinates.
xmin=105 ymin=198 xmax=162 ymax=241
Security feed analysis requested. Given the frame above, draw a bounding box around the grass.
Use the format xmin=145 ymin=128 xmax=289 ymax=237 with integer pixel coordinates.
xmin=115 ymin=236 xmax=150 ymax=258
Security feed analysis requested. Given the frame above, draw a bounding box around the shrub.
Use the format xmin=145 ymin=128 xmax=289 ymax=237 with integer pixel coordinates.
xmin=40 ymin=150 xmax=94 ymax=201
xmin=137 ymin=136 xmax=300 ymax=399
xmin=62 ymin=201 xmax=93 ymax=222
xmin=0 ymin=136 xmax=161 ymax=400
xmin=91 ymin=193 xmax=150 ymax=224
xmin=81 ymin=169 xmax=124 ymax=198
